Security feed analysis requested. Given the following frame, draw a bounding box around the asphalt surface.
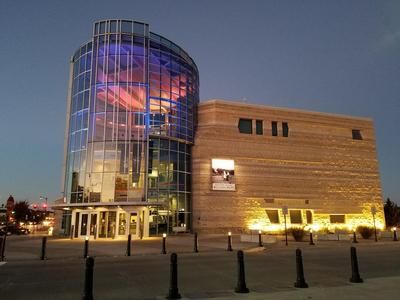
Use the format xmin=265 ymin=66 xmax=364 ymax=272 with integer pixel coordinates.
xmin=1 ymin=235 xmax=400 ymax=299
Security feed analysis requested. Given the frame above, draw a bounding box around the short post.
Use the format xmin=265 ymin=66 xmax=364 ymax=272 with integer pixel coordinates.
xmin=126 ymin=234 xmax=131 ymax=256
xmin=294 ymin=248 xmax=309 ymax=288
xmin=235 ymin=250 xmax=249 ymax=293
xmin=83 ymin=236 xmax=89 ymax=259
xmin=162 ymin=233 xmax=167 ymax=254
xmin=349 ymin=246 xmax=363 ymax=283
xmin=166 ymin=253 xmax=181 ymax=299
xmin=0 ymin=235 xmax=6 ymax=261
xmin=258 ymin=230 xmax=263 ymax=247
xmin=0 ymin=237 xmax=5 ymax=261
xmin=227 ymin=232 xmax=233 ymax=251
xmin=353 ymin=229 xmax=358 ymax=244
xmin=83 ymin=256 xmax=94 ymax=300
xmin=194 ymin=232 xmax=199 ymax=253
xmin=309 ymin=229 xmax=315 ymax=246
xmin=70 ymin=225 xmax=75 ymax=240
xmin=393 ymin=227 xmax=398 ymax=242
xmin=40 ymin=236 xmax=47 ymax=260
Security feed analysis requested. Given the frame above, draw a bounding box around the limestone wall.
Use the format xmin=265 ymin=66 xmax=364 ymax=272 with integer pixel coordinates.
xmin=192 ymin=100 xmax=384 ymax=233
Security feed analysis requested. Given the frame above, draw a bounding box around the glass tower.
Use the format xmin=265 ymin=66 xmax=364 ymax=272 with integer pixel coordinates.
xmin=62 ymin=19 xmax=199 ymax=238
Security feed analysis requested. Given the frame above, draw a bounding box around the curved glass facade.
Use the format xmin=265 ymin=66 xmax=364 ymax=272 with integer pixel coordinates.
xmin=64 ymin=20 xmax=199 ymax=234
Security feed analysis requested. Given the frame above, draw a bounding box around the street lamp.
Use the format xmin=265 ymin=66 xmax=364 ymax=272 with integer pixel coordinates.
xmin=40 ymin=196 xmax=48 ymax=211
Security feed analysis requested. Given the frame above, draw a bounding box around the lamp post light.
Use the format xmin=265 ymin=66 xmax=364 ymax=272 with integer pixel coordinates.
xmin=162 ymin=233 xmax=167 ymax=254
xmin=40 ymin=196 xmax=48 ymax=211
xmin=392 ymin=227 xmax=398 ymax=242
xmin=227 ymin=232 xmax=233 ymax=251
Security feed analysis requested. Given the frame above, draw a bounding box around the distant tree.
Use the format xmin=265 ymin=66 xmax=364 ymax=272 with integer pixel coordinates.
xmin=13 ymin=201 xmax=31 ymax=223
xmin=384 ymin=198 xmax=399 ymax=228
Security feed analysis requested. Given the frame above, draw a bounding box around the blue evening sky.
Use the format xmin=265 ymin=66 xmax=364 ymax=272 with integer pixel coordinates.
xmin=0 ymin=0 xmax=399 ymax=204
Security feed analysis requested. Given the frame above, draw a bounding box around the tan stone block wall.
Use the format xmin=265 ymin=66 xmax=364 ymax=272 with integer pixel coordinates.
xmin=192 ymin=100 xmax=384 ymax=234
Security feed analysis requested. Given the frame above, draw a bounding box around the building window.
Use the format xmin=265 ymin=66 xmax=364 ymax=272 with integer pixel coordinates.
xmin=330 ymin=215 xmax=345 ymax=224
xmin=282 ymin=122 xmax=289 ymax=137
xmin=352 ymin=129 xmax=362 ymax=140
xmin=266 ymin=210 xmax=280 ymax=224
xmin=238 ymin=119 xmax=252 ymax=134
xmin=256 ymin=120 xmax=263 ymax=135
xmin=306 ymin=210 xmax=313 ymax=224
xmin=289 ymin=210 xmax=302 ymax=224
xmin=271 ymin=121 xmax=278 ymax=136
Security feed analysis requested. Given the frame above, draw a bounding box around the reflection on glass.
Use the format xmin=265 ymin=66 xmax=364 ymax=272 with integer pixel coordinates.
xmin=118 ymin=213 xmax=126 ymax=235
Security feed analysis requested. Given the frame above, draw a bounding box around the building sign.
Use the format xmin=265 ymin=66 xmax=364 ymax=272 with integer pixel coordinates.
xmin=211 ymin=159 xmax=235 ymax=191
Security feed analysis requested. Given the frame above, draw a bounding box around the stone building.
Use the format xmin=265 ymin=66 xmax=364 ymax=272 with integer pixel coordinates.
xmin=192 ymin=100 xmax=384 ymax=233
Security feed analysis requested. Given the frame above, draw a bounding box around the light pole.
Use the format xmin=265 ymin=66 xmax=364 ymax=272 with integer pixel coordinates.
xmin=282 ymin=206 xmax=288 ymax=246
xmin=371 ymin=206 xmax=378 ymax=242
xmin=40 ymin=196 xmax=48 ymax=211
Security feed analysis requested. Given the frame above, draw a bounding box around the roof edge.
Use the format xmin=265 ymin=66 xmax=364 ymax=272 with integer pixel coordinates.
xmin=199 ymin=99 xmax=373 ymax=122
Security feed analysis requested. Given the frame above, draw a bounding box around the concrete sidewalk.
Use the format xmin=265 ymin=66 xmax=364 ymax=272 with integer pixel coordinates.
xmin=209 ymin=276 xmax=400 ymax=300
xmin=2 ymin=234 xmax=400 ymax=299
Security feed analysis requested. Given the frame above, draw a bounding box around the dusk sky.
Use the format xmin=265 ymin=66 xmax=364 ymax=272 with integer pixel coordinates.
xmin=0 ymin=0 xmax=399 ymax=204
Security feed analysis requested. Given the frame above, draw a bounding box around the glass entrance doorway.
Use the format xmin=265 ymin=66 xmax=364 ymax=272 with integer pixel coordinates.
xmin=76 ymin=212 xmax=98 ymax=238
xmin=98 ymin=211 xmax=116 ymax=238
xmin=73 ymin=209 xmax=144 ymax=239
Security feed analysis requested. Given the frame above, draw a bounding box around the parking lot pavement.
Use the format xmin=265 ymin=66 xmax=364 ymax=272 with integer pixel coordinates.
xmin=1 ymin=235 xmax=400 ymax=299
xmin=0 ymin=234 xmax=261 ymax=260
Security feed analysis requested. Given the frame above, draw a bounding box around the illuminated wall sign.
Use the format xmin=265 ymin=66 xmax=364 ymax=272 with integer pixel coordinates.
xmin=211 ymin=159 xmax=235 ymax=191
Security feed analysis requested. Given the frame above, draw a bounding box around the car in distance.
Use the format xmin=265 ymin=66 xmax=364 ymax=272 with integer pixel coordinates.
xmin=0 ymin=224 xmax=30 ymax=235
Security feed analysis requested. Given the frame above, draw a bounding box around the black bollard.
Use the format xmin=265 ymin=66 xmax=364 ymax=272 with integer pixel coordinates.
xmin=258 ymin=231 xmax=263 ymax=247
xmin=126 ymin=234 xmax=132 ymax=256
xmin=83 ymin=256 xmax=94 ymax=300
xmin=227 ymin=232 xmax=233 ymax=252
xmin=0 ymin=237 xmax=4 ymax=261
xmin=235 ymin=250 xmax=250 ymax=293
xmin=194 ymin=232 xmax=199 ymax=253
xmin=162 ymin=234 xmax=167 ymax=254
xmin=83 ymin=238 xmax=89 ymax=259
xmin=349 ymin=246 xmax=363 ymax=283
xmin=40 ymin=236 xmax=47 ymax=260
xmin=353 ymin=230 xmax=358 ymax=243
xmin=393 ymin=229 xmax=398 ymax=242
xmin=0 ymin=235 xmax=6 ymax=261
xmin=309 ymin=231 xmax=315 ymax=246
xmin=166 ymin=253 xmax=181 ymax=299
xmin=294 ymin=248 xmax=309 ymax=288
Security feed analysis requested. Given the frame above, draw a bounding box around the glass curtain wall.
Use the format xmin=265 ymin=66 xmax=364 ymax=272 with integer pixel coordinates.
xmin=64 ymin=19 xmax=199 ymax=234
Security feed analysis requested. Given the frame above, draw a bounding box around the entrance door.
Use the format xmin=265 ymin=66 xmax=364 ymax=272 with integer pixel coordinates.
xmin=129 ymin=212 xmax=138 ymax=237
xmin=78 ymin=212 xmax=98 ymax=238
xmin=80 ymin=213 xmax=89 ymax=237
xmin=89 ymin=213 xmax=98 ymax=238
